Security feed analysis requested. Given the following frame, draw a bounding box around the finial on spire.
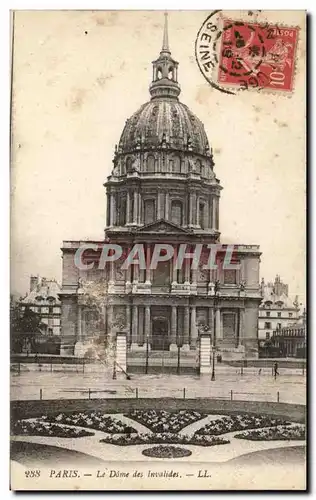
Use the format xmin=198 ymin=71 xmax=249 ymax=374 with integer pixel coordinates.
xmin=161 ymin=12 xmax=170 ymax=54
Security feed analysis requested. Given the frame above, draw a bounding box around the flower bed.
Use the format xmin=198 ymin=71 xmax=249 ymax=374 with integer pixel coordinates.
xmin=11 ymin=419 xmax=94 ymax=438
xmin=142 ymin=445 xmax=192 ymax=458
xmin=125 ymin=410 xmax=207 ymax=433
xmin=42 ymin=412 xmax=136 ymax=434
xmin=235 ymin=425 xmax=306 ymax=441
xmin=100 ymin=432 xmax=229 ymax=447
xmin=196 ymin=414 xmax=291 ymax=436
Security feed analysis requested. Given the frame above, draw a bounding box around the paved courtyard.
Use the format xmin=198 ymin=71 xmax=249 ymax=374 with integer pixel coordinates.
xmin=11 ymin=365 xmax=306 ymax=404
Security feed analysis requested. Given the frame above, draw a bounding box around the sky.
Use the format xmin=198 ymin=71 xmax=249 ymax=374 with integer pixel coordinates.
xmin=11 ymin=10 xmax=306 ymax=304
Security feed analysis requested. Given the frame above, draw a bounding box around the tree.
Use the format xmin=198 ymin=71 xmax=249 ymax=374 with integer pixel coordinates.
xmin=10 ymin=298 xmax=45 ymax=353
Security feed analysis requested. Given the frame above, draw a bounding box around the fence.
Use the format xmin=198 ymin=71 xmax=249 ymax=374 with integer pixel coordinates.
xmin=10 ymin=362 xmax=306 ymax=376
xmin=18 ymin=386 xmax=285 ymax=404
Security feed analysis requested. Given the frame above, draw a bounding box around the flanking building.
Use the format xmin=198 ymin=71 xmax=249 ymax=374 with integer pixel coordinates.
xmin=60 ymin=15 xmax=262 ymax=370
xmin=258 ymin=275 xmax=300 ymax=348
xmin=20 ymin=275 xmax=61 ymax=336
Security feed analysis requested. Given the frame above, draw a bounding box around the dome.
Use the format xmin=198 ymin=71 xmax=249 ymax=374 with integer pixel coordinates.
xmin=118 ymin=100 xmax=211 ymax=156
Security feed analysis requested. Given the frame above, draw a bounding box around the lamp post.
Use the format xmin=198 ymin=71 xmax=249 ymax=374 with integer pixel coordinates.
xmin=177 ymin=337 xmax=181 ymax=375
xmin=211 ymin=281 xmax=219 ymax=381
xmin=145 ymin=332 xmax=149 ymax=375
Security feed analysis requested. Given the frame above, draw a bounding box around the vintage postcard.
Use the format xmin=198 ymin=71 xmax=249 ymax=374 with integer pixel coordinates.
xmin=10 ymin=10 xmax=306 ymax=491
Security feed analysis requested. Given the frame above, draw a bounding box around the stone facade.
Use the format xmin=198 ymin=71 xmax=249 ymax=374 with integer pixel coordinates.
xmin=59 ymin=15 xmax=262 ymax=366
xmin=258 ymin=275 xmax=300 ymax=346
xmin=21 ymin=276 xmax=61 ymax=336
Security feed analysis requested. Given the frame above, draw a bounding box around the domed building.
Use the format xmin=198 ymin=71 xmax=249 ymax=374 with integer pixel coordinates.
xmin=60 ymin=14 xmax=262 ymax=370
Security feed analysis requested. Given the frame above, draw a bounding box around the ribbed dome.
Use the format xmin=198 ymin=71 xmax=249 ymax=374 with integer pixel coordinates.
xmin=118 ymin=99 xmax=211 ymax=156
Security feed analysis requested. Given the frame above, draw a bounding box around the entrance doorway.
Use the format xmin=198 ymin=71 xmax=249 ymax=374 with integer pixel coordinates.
xmin=152 ymin=317 xmax=169 ymax=351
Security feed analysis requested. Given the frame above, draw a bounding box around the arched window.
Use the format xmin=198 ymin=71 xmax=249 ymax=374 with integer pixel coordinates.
xmin=168 ymin=66 xmax=174 ymax=80
xmin=157 ymin=68 xmax=162 ymax=80
xmin=126 ymin=157 xmax=133 ymax=173
xmin=147 ymin=155 xmax=155 ymax=173
xmin=144 ymin=199 xmax=155 ymax=225
xmin=172 ymin=156 xmax=181 ymax=173
xmin=199 ymin=202 xmax=205 ymax=229
xmin=171 ymin=200 xmax=183 ymax=226
xmin=195 ymin=159 xmax=202 ymax=174
xmin=121 ymin=162 xmax=126 ymax=175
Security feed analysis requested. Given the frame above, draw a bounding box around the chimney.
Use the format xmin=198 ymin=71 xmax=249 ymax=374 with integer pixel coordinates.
xmin=30 ymin=275 xmax=38 ymax=292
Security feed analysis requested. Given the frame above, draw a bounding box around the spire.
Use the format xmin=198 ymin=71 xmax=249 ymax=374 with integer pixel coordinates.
xmin=161 ymin=12 xmax=170 ymax=54
xmin=149 ymin=12 xmax=180 ymax=100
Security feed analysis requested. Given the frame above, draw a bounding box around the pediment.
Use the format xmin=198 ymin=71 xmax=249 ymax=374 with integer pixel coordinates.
xmin=136 ymin=219 xmax=190 ymax=234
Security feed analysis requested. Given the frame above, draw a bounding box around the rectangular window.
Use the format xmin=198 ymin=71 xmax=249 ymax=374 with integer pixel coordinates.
xmin=222 ymin=313 xmax=236 ymax=340
xmin=289 ymin=312 xmax=293 ymax=318
xmin=224 ymin=270 xmax=237 ymax=285
xmin=144 ymin=199 xmax=155 ymax=225
xmin=266 ymin=311 xmax=270 ymax=317
xmin=264 ymin=322 xmax=271 ymax=329
xmin=266 ymin=332 xmax=270 ymax=340
xmin=277 ymin=312 xmax=281 ymax=318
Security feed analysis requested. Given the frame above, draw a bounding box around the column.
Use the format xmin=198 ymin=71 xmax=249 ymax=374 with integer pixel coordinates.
xmin=126 ymin=246 xmax=132 ymax=284
xmin=170 ymin=306 xmax=177 ymax=348
xmin=239 ymin=308 xmax=244 ymax=347
xmin=131 ymin=304 xmax=138 ymax=347
xmin=157 ymin=190 xmax=161 ymax=219
xmin=216 ymin=198 xmax=219 ymax=229
xmin=184 ymin=259 xmax=190 ymax=285
xmin=208 ymin=198 xmax=213 ymax=229
xmin=132 ymin=261 xmax=139 ymax=283
xmin=208 ymin=306 xmax=214 ymax=342
xmin=172 ymin=245 xmax=178 ymax=284
xmin=137 ymin=191 xmax=142 ymax=225
xmin=190 ymin=305 xmax=197 ymax=348
xmin=133 ymin=190 xmax=138 ymax=224
xmin=106 ymin=195 xmax=111 ymax=226
xmin=192 ymin=192 xmax=197 ymax=226
xmin=183 ymin=306 xmax=190 ymax=347
xmin=126 ymin=304 xmax=131 ymax=346
xmin=196 ymin=196 xmax=200 ymax=226
xmin=77 ymin=303 xmax=82 ymax=342
xmin=138 ymin=307 xmax=144 ymax=345
xmin=189 ymin=192 xmax=193 ymax=226
xmin=215 ymin=308 xmax=221 ymax=342
xmin=126 ymin=191 xmax=131 ymax=224
xmin=191 ymin=253 xmax=197 ymax=292
xmin=212 ymin=198 xmax=216 ymax=229
xmin=145 ymin=244 xmax=152 ymax=284
xmin=145 ymin=305 xmax=151 ymax=344
xmin=110 ymin=194 xmax=115 ymax=226
xmin=165 ymin=191 xmax=169 ymax=219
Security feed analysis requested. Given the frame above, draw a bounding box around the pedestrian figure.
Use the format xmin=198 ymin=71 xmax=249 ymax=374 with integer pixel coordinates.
xmin=273 ymin=362 xmax=279 ymax=379
xmin=258 ymin=368 xmax=262 ymax=375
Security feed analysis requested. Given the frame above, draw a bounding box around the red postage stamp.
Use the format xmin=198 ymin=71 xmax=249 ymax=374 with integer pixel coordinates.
xmin=217 ymin=19 xmax=299 ymax=92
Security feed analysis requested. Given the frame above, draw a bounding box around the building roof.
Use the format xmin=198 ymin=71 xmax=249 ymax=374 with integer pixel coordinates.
xmin=116 ymin=13 xmax=212 ymax=161
xmin=21 ymin=278 xmax=61 ymax=305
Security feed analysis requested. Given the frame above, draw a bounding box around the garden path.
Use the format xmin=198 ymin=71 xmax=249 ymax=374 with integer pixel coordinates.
xmin=179 ymin=415 xmax=225 ymax=436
